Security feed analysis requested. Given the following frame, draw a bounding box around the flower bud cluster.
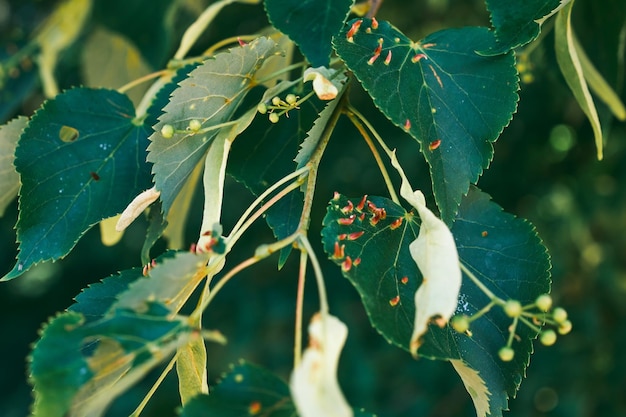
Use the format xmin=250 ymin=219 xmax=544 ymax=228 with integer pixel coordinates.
xmin=450 ymin=293 xmax=572 ymax=362
xmin=257 ymin=93 xmax=302 ymax=123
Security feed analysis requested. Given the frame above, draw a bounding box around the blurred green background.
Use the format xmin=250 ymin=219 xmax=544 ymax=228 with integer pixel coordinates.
xmin=1 ymin=0 xmax=625 ymax=416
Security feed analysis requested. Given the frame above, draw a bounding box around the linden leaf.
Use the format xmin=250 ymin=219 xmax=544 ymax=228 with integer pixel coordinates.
xmin=389 ymin=153 xmax=461 ymax=356
xmin=0 ymin=116 xmax=27 ymax=216
xmin=334 ymin=19 xmax=518 ymax=223
xmin=321 ymin=187 xmax=551 ymax=417
xmin=179 ymin=361 xmax=296 ymax=417
xmin=147 ymin=37 xmax=279 ymax=215
xmin=3 ymin=88 xmax=152 ymax=281
xmin=290 ymin=313 xmax=353 ymax=417
xmin=30 ymin=308 xmax=192 ymax=417
xmin=482 ymin=0 xmax=569 ymax=55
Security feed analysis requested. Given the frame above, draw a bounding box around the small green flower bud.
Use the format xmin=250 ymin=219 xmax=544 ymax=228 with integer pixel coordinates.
xmin=504 ymin=300 xmax=523 ymax=318
xmin=268 ymin=112 xmax=279 ymax=124
xmin=271 ymin=96 xmax=281 ymax=106
xmin=535 ymin=294 xmax=553 ymax=312
xmin=451 ymin=315 xmax=470 ymax=333
xmin=257 ymin=102 xmax=268 ymax=114
xmin=498 ymin=346 xmax=515 ymax=362
xmin=188 ymin=119 xmax=201 ymax=132
xmin=539 ymin=329 xmax=557 ymax=346
xmin=552 ymin=307 xmax=568 ymax=323
xmin=558 ymin=320 xmax=572 ymax=335
xmin=285 ymin=93 xmax=297 ymax=105
xmin=161 ymin=124 xmax=174 ymax=139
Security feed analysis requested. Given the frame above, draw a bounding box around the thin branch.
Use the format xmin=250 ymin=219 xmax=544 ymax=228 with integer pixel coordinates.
xmin=344 ymin=107 xmax=400 ymax=204
xmin=298 ymin=235 xmax=328 ymax=316
xmin=195 ymin=234 xmax=298 ymax=316
xmin=118 ymin=69 xmax=171 ymax=94
xmin=227 ymin=174 xmax=307 ymax=249
xmin=129 ymin=352 xmax=179 ymax=417
xmin=294 ymin=250 xmax=308 ymax=368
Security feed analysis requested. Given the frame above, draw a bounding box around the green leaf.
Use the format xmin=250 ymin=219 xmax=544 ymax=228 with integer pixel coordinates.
xmin=555 ymin=0 xmax=604 ymax=160
xmin=68 ymin=250 xmax=178 ymax=322
xmin=321 ymin=187 xmax=550 ymax=416
xmin=30 ymin=308 xmax=192 ymax=417
xmin=0 ymin=116 xmax=27 ymax=216
xmin=264 ymin=0 xmax=354 ymax=67
xmin=68 ymin=268 xmax=143 ymax=323
xmin=147 ymin=37 xmax=280 ymax=215
xmin=449 ymin=187 xmax=551 ymax=416
xmin=3 ymin=88 xmax=152 ymax=281
xmin=29 ymin=312 xmax=91 ymax=417
xmin=178 ymin=361 xmax=296 ymax=417
xmin=482 ymin=0 xmax=566 ymax=55
xmin=334 ymin=19 xmax=519 ymax=224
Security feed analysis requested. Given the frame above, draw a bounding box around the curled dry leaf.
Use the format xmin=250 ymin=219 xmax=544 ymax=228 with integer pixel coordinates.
xmin=290 ymin=313 xmax=353 ymax=417
xmin=115 ymin=187 xmax=160 ymax=232
xmin=389 ymin=151 xmax=462 ymax=356
xmin=303 ymin=67 xmax=340 ymax=100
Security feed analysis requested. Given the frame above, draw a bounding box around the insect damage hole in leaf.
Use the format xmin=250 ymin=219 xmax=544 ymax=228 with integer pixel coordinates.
xmin=3 ymin=87 xmax=152 ymax=281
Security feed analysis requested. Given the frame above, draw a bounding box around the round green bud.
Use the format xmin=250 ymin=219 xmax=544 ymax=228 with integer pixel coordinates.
xmin=451 ymin=315 xmax=470 ymax=333
xmin=552 ymin=307 xmax=568 ymax=323
xmin=257 ymin=102 xmax=268 ymax=114
xmin=558 ymin=320 xmax=572 ymax=335
xmin=498 ymin=346 xmax=515 ymax=362
xmin=504 ymin=300 xmax=523 ymax=318
xmin=188 ymin=119 xmax=201 ymax=132
xmin=161 ymin=124 xmax=174 ymax=139
xmin=539 ymin=329 xmax=557 ymax=346
xmin=535 ymin=294 xmax=553 ymax=312
xmin=271 ymin=96 xmax=281 ymax=106
xmin=268 ymin=112 xmax=280 ymax=124
xmin=285 ymin=93 xmax=297 ymax=105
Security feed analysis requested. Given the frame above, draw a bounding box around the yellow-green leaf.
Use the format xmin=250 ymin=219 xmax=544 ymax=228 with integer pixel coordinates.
xmin=81 ymin=26 xmax=153 ymax=106
xmin=555 ymin=0 xmax=604 ymax=159
xmin=451 ymin=359 xmax=492 ymax=417
xmin=176 ymin=333 xmax=208 ymax=405
xmin=0 ymin=117 xmax=27 ymax=216
xmin=573 ymin=35 xmax=626 ymax=121
xmin=35 ymin=0 xmax=92 ymax=97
